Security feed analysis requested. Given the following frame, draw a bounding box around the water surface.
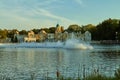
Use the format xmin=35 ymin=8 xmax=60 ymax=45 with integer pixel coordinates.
xmin=0 ymin=44 xmax=120 ymax=79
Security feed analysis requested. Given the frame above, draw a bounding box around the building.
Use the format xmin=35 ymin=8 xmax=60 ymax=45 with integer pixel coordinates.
xmin=37 ymin=30 xmax=47 ymax=42
xmin=47 ymin=33 xmax=55 ymax=42
xmin=13 ymin=24 xmax=92 ymax=43
xmin=24 ymin=31 xmax=36 ymax=42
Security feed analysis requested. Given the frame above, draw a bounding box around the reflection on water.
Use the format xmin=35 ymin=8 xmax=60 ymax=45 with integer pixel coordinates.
xmin=0 ymin=44 xmax=120 ymax=79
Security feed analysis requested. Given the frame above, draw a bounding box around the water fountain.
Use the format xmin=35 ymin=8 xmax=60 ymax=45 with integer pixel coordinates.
xmin=0 ymin=32 xmax=93 ymax=50
xmin=64 ymin=32 xmax=93 ymax=49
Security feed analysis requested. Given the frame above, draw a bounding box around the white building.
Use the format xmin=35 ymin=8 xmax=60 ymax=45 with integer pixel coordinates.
xmin=47 ymin=33 xmax=55 ymax=42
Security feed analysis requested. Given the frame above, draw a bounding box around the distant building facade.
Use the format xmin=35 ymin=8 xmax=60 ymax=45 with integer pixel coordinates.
xmin=13 ymin=24 xmax=92 ymax=43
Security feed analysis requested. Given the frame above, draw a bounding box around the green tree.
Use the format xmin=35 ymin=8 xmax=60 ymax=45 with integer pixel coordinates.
xmin=49 ymin=27 xmax=56 ymax=33
xmin=67 ymin=24 xmax=82 ymax=32
xmin=82 ymin=24 xmax=97 ymax=40
xmin=19 ymin=30 xmax=28 ymax=35
xmin=7 ymin=29 xmax=18 ymax=38
xmin=41 ymin=28 xmax=50 ymax=33
xmin=7 ymin=29 xmax=18 ymax=42
xmin=32 ymin=29 xmax=40 ymax=34
xmin=82 ymin=24 xmax=96 ymax=32
xmin=95 ymin=18 xmax=119 ymax=40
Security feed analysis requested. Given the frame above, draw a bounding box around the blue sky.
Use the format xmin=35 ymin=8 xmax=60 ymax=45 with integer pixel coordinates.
xmin=0 ymin=0 xmax=120 ymax=30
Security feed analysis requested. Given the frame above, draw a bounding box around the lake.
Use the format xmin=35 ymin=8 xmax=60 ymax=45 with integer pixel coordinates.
xmin=0 ymin=43 xmax=120 ymax=80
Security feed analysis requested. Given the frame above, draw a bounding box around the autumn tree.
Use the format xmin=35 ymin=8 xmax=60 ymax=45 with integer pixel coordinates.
xmin=0 ymin=29 xmax=8 ymax=39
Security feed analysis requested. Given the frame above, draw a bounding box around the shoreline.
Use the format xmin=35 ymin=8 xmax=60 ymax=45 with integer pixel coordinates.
xmin=100 ymin=40 xmax=120 ymax=44
xmin=1 ymin=40 xmax=120 ymax=45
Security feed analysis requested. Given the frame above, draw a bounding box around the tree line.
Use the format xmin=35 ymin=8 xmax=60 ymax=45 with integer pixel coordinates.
xmin=0 ymin=18 xmax=120 ymax=41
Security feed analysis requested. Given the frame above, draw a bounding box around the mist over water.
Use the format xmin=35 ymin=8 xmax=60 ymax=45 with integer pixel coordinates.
xmin=0 ymin=39 xmax=93 ymax=50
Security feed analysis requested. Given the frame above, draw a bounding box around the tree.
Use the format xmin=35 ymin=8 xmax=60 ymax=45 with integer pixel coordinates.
xmin=95 ymin=18 xmax=119 ymax=40
xmin=82 ymin=24 xmax=97 ymax=40
xmin=40 ymin=28 xmax=50 ymax=33
xmin=19 ymin=30 xmax=28 ymax=35
xmin=67 ymin=24 xmax=82 ymax=32
xmin=49 ymin=27 xmax=56 ymax=33
xmin=7 ymin=29 xmax=18 ymax=42
xmin=7 ymin=29 xmax=18 ymax=38
xmin=82 ymin=24 xmax=95 ymax=32
xmin=32 ymin=29 xmax=40 ymax=34
xmin=0 ymin=29 xmax=8 ymax=39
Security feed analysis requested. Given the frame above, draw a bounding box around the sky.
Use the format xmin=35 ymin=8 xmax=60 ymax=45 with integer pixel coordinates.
xmin=0 ymin=0 xmax=120 ymax=30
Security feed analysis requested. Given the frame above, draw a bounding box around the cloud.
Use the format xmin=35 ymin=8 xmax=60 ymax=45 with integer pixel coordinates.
xmin=28 ymin=8 xmax=78 ymax=26
xmin=0 ymin=0 xmax=79 ymax=30
xmin=0 ymin=6 xmax=77 ymax=30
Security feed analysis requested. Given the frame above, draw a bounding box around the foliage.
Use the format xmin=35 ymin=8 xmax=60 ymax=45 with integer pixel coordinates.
xmin=49 ymin=27 xmax=56 ymax=33
xmin=7 ymin=29 xmax=18 ymax=38
xmin=82 ymin=24 xmax=97 ymax=40
xmin=32 ymin=29 xmax=40 ymax=34
xmin=67 ymin=24 xmax=82 ymax=32
xmin=1 ymin=18 xmax=120 ymax=41
xmin=82 ymin=24 xmax=96 ymax=32
xmin=0 ymin=29 xmax=8 ymax=39
xmin=95 ymin=18 xmax=120 ymax=40
xmin=40 ymin=28 xmax=50 ymax=33
xmin=19 ymin=30 xmax=28 ymax=35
